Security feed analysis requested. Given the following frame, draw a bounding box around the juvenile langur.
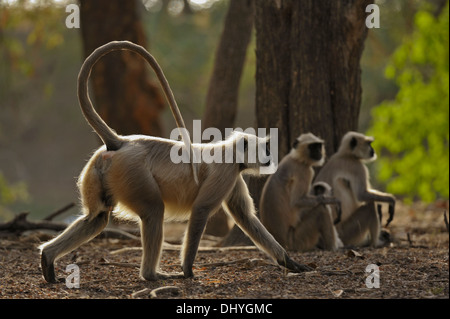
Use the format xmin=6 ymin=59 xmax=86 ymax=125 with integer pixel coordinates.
xmin=260 ymin=133 xmax=341 ymax=252
xmin=39 ymin=41 xmax=310 ymax=283
xmin=289 ymin=182 xmax=343 ymax=252
xmin=314 ymin=131 xmax=396 ymax=247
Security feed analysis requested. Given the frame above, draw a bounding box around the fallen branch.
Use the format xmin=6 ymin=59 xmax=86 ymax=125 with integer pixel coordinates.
xmin=0 ymin=212 xmax=139 ymax=240
xmin=0 ymin=212 xmax=66 ymax=232
xmin=43 ymin=203 xmax=76 ymax=221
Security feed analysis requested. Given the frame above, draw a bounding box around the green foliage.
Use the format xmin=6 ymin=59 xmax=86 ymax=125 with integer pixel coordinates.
xmin=0 ymin=0 xmax=66 ymax=141
xmin=368 ymin=2 xmax=449 ymax=202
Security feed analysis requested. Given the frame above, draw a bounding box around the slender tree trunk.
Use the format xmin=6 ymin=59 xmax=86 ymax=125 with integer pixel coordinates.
xmin=221 ymin=0 xmax=371 ymax=246
xmin=202 ymin=0 xmax=254 ymax=236
xmin=203 ymin=0 xmax=254 ymax=137
xmin=79 ymin=0 xmax=165 ymax=137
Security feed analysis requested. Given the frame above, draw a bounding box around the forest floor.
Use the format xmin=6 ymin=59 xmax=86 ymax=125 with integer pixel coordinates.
xmin=0 ymin=201 xmax=448 ymax=301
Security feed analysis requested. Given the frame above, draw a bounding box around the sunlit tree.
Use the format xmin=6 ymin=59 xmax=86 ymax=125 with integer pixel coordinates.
xmin=369 ymin=2 xmax=449 ymax=202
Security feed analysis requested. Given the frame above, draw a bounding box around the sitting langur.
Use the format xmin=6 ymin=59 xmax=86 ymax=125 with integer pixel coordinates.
xmin=39 ymin=41 xmax=310 ymax=283
xmin=314 ymin=131 xmax=396 ymax=247
xmin=260 ymin=133 xmax=341 ymax=252
xmin=289 ymin=182 xmax=343 ymax=252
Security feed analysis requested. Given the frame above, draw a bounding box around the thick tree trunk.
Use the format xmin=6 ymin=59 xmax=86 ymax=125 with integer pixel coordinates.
xmin=256 ymin=0 xmax=370 ymax=158
xmin=79 ymin=0 xmax=165 ymax=137
xmin=203 ymin=0 xmax=254 ymax=237
xmin=221 ymin=0 xmax=371 ymax=246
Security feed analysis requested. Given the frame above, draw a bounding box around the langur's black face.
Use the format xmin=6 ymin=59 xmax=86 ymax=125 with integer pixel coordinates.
xmin=313 ymin=185 xmax=326 ymax=196
xmin=308 ymin=142 xmax=323 ymax=161
xmin=349 ymin=135 xmax=377 ymax=161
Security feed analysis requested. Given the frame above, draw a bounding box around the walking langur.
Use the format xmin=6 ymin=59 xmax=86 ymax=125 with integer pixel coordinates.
xmin=39 ymin=41 xmax=310 ymax=283
xmin=260 ymin=133 xmax=341 ymax=252
xmin=314 ymin=131 xmax=396 ymax=247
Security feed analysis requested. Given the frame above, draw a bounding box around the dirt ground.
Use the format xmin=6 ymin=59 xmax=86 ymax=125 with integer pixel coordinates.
xmin=0 ymin=201 xmax=448 ymax=300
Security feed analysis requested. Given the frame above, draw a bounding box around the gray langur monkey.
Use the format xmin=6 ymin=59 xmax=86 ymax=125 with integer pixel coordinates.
xmin=289 ymin=182 xmax=344 ymax=252
xmin=260 ymin=133 xmax=341 ymax=252
xmin=314 ymin=131 xmax=396 ymax=247
xmin=39 ymin=41 xmax=310 ymax=283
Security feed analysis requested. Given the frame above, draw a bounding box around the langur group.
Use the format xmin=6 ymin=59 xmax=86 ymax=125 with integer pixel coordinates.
xmin=260 ymin=131 xmax=395 ymax=252
xmin=40 ymin=40 xmax=395 ymax=285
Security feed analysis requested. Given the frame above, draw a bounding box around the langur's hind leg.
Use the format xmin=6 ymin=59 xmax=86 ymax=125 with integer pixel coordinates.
xmin=337 ymin=202 xmax=379 ymax=247
xmin=119 ymin=171 xmax=182 ymax=281
xmin=40 ymin=156 xmax=113 ymax=283
xmin=40 ymin=210 xmax=110 ymax=283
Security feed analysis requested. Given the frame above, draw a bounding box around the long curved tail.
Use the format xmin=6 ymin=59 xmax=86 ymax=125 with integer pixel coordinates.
xmin=77 ymin=40 xmax=199 ymax=183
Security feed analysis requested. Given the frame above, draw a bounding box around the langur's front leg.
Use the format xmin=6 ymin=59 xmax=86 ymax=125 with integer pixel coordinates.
xmin=181 ymin=177 xmax=231 ymax=278
xmin=225 ymin=176 xmax=312 ymax=273
xmin=181 ymin=205 xmax=220 ymax=278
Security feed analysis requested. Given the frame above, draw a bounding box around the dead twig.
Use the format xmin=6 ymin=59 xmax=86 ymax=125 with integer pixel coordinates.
xmin=196 ymin=258 xmax=273 ymax=268
xmin=407 ymin=232 xmax=413 ymax=246
xmin=150 ymin=286 xmax=181 ymax=298
xmin=100 ymin=229 xmax=140 ymax=241
xmin=110 ymin=244 xmax=259 ymax=255
xmin=444 ymin=211 xmax=449 ymax=233
xmin=131 ymin=288 xmax=151 ymax=299
xmin=405 ymin=233 xmax=429 ymax=249
xmin=131 ymin=286 xmax=181 ymax=299
xmin=43 ymin=203 xmax=76 ymax=221
xmin=110 ymin=247 xmax=142 ymax=255
xmin=99 ymin=261 xmax=139 ymax=268
xmin=319 ymin=269 xmax=353 ymax=276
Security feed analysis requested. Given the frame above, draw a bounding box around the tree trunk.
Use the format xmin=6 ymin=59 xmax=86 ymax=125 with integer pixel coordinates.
xmin=202 ymin=0 xmax=254 ymax=137
xmin=79 ymin=0 xmax=165 ymax=137
xmin=203 ymin=0 xmax=254 ymax=237
xmin=256 ymin=0 xmax=370 ymax=158
xmin=220 ymin=0 xmax=370 ymax=246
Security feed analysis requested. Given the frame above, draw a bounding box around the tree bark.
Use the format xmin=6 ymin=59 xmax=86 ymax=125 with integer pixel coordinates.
xmin=221 ymin=0 xmax=371 ymax=246
xmin=203 ymin=0 xmax=254 ymax=236
xmin=256 ymin=0 xmax=370 ymax=158
xmin=79 ymin=0 xmax=165 ymax=137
